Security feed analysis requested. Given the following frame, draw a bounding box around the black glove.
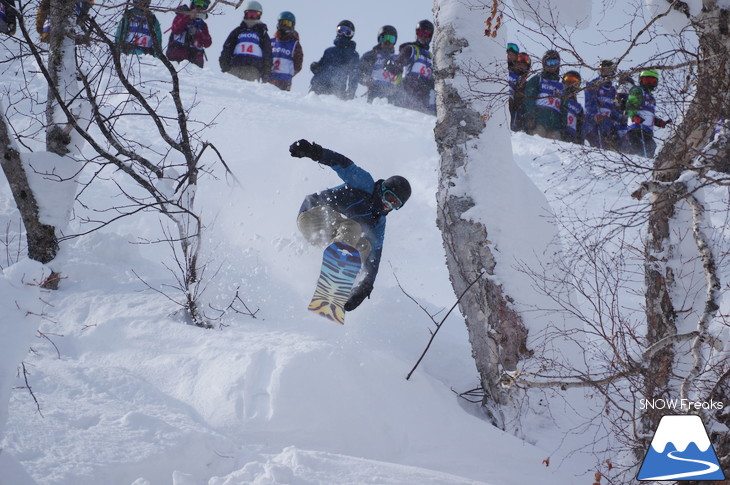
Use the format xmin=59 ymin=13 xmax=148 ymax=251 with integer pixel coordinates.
xmin=289 ymin=139 xmax=323 ymax=161
xmin=344 ymin=283 xmax=373 ymax=312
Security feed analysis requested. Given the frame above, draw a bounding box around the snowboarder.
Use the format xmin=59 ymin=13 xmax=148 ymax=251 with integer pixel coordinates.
xmin=115 ymin=0 xmax=162 ymax=57
xmin=523 ymin=49 xmax=564 ymax=140
xmin=359 ymin=25 xmax=398 ymax=103
xmin=268 ymin=11 xmax=303 ymax=91
xmin=584 ymin=59 xmax=622 ymax=150
xmin=290 ymin=139 xmax=411 ymax=312
xmin=561 ymin=70 xmax=585 ymax=145
xmin=310 ymin=20 xmax=360 ymax=100
xmin=622 ymin=69 xmax=670 ymax=157
xmin=165 ymin=0 xmax=212 ymax=68
xmin=509 ymin=52 xmax=531 ymax=131
xmin=219 ymin=0 xmax=272 ymax=82
xmin=0 ymin=0 xmax=17 ymax=36
xmin=385 ymin=19 xmax=435 ymax=114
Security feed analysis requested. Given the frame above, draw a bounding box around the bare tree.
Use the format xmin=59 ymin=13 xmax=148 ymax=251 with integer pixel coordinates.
xmin=0 ymin=0 xmax=229 ymax=326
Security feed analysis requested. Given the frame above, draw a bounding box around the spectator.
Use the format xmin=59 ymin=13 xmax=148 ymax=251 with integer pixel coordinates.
xmin=310 ymin=20 xmax=360 ymax=100
xmin=523 ymin=49 xmax=564 ymax=140
xmin=1 ymin=0 xmax=17 ymax=36
xmin=115 ymin=0 xmax=162 ymax=57
xmin=165 ymin=0 xmax=212 ymax=68
xmin=359 ymin=25 xmax=398 ymax=103
xmin=561 ymin=70 xmax=585 ymax=145
xmin=623 ymin=69 xmax=670 ymax=157
xmin=385 ymin=19 xmax=435 ymax=114
xmin=269 ymin=11 xmax=303 ymax=91
xmin=509 ymin=52 xmax=531 ymax=131
xmin=219 ymin=0 xmax=272 ymax=82
xmin=584 ymin=59 xmax=622 ymax=150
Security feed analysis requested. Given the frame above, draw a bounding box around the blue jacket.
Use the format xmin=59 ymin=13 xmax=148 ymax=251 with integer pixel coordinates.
xmin=299 ymin=148 xmax=386 ymax=290
xmin=310 ymin=37 xmax=360 ymax=100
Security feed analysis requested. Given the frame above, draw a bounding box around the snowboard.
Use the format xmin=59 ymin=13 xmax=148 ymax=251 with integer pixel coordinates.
xmin=308 ymin=241 xmax=362 ymax=324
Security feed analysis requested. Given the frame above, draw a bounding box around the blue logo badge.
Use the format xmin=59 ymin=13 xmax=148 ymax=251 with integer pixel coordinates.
xmin=638 ymin=415 xmax=726 ymax=481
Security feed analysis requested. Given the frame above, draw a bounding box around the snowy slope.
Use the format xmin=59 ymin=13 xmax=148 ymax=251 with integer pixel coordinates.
xmin=0 ymin=50 xmax=597 ymax=485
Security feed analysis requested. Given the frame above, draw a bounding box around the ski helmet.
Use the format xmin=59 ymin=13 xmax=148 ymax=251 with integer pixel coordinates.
xmin=562 ymin=70 xmax=581 ymax=89
xmin=506 ymin=42 xmax=519 ymax=53
xmin=381 ymin=176 xmax=411 ymax=210
xmin=278 ymin=11 xmax=295 ymax=30
xmin=278 ymin=11 xmax=295 ymax=24
xmin=243 ymin=0 xmax=262 ymax=19
xmin=640 ymin=69 xmax=659 ymax=79
xmin=417 ymin=19 xmax=434 ymax=33
xmin=416 ymin=19 xmax=434 ymax=42
xmin=639 ymin=69 xmax=659 ymax=90
xmin=377 ymin=25 xmax=397 ymax=44
xmin=243 ymin=0 xmax=262 ymax=12
xmin=516 ymin=52 xmax=531 ymax=66
xmin=191 ymin=0 xmax=209 ymax=9
xmin=337 ymin=20 xmax=355 ymax=38
xmin=598 ymin=59 xmax=617 ymax=76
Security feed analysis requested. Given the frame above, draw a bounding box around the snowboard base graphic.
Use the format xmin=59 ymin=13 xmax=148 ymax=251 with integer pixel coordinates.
xmin=308 ymin=242 xmax=361 ymax=324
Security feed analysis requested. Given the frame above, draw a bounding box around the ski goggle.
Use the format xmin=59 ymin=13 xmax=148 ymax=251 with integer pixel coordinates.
xmin=379 ymin=34 xmax=396 ymax=45
xmin=416 ymin=28 xmax=433 ymax=40
xmin=278 ymin=19 xmax=294 ymax=28
xmin=563 ymin=73 xmax=581 ymax=86
xmin=640 ymin=76 xmax=658 ymax=88
xmin=516 ymin=53 xmax=531 ymax=65
xmin=337 ymin=25 xmax=354 ymax=38
xmin=244 ymin=10 xmax=262 ymax=19
xmin=382 ymin=189 xmax=404 ymax=211
xmin=506 ymin=43 xmax=519 ymax=53
xmin=544 ymin=58 xmax=560 ymax=67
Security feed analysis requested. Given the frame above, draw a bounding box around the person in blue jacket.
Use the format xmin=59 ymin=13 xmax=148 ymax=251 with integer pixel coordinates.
xmin=1 ymin=0 xmax=17 ymax=36
xmin=290 ymin=139 xmax=412 ymax=311
xmin=310 ymin=20 xmax=360 ymax=100
xmin=584 ymin=59 xmax=621 ymax=149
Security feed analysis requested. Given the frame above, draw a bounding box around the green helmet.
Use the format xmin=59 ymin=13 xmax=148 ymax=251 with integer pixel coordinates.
xmin=278 ymin=11 xmax=295 ymax=24
xmin=243 ymin=0 xmax=262 ymax=13
xmin=640 ymin=69 xmax=659 ymax=79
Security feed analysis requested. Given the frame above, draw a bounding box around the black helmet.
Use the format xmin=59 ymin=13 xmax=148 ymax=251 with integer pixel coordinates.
xmin=417 ymin=19 xmax=434 ymax=33
xmin=337 ymin=20 xmax=355 ymax=38
xmin=378 ymin=25 xmax=398 ymax=43
xmin=542 ymin=49 xmax=560 ymax=62
xmin=382 ymin=176 xmax=411 ymax=210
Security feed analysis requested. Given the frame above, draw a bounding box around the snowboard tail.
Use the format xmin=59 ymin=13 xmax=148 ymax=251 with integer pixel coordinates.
xmin=308 ymin=242 xmax=361 ymax=324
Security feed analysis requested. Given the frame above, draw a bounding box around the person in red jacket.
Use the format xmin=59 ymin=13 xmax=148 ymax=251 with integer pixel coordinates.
xmin=166 ymin=0 xmax=212 ymax=68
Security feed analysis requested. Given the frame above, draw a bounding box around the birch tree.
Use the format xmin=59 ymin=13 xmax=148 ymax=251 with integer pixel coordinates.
xmin=433 ymin=1 xmax=730 ymax=479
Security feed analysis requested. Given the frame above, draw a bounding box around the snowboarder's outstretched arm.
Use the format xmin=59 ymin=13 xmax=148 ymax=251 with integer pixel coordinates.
xmin=289 ymin=139 xmax=375 ymax=191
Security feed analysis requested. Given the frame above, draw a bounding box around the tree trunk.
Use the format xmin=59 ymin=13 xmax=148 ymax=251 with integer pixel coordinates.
xmin=433 ymin=9 xmax=530 ymax=427
xmin=642 ymin=1 xmax=730 ymax=470
xmin=0 ymin=112 xmax=59 ymax=264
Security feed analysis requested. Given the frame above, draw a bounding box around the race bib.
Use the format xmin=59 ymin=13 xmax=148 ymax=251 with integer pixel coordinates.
xmin=273 ymin=57 xmax=294 ymax=75
xmin=235 ymin=41 xmax=263 ymax=58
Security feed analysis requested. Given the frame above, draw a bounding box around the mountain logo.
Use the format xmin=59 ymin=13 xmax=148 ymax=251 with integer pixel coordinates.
xmin=637 ymin=415 xmax=726 ymax=481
